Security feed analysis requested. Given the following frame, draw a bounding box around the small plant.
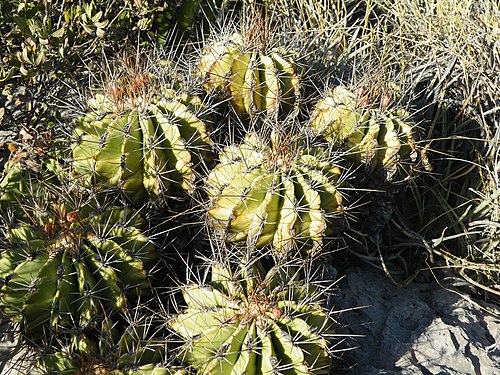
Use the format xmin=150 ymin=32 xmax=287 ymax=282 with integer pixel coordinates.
xmin=170 ymin=259 xmax=334 ymax=374
xmin=0 ymin=155 xmax=157 ymax=340
xmin=205 ymin=130 xmax=344 ymax=254
xmin=309 ymin=86 xmax=418 ymax=179
xmin=71 ymin=65 xmax=214 ymax=204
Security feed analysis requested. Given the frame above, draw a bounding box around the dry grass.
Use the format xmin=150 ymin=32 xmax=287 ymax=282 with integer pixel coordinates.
xmin=330 ymin=0 xmax=500 ymax=298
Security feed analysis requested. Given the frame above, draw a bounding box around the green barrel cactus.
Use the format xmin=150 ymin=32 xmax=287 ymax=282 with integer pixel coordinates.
xmin=0 ymin=157 xmax=157 ymax=339
xmin=72 ymin=87 xmax=213 ymax=204
xmin=199 ymin=33 xmax=300 ymax=119
xmin=38 ymin=316 xmax=172 ymax=375
xmin=309 ymin=86 xmax=417 ymax=179
xmin=205 ymin=132 xmax=344 ymax=253
xmin=170 ymin=261 xmax=333 ymax=374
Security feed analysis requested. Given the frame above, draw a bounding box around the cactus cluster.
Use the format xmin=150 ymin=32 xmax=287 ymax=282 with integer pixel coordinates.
xmin=0 ymin=1 xmax=442 ymax=374
xmin=0 ymin=156 xmax=157 ymax=340
xmin=206 ymin=132 xmax=344 ymax=253
xmin=309 ymin=86 xmax=417 ymax=178
xmin=199 ymin=32 xmax=300 ymax=119
xmin=170 ymin=261 xmax=333 ymax=374
xmin=72 ymin=87 xmax=213 ymax=204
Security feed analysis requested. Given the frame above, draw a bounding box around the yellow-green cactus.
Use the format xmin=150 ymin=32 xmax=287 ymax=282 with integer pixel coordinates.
xmin=205 ymin=132 xmax=344 ymax=253
xmin=199 ymin=33 xmax=300 ymax=119
xmin=170 ymin=261 xmax=333 ymax=374
xmin=0 ymin=157 xmax=157 ymax=340
xmin=72 ymin=88 xmax=213 ymax=204
xmin=39 ymin=315 xmax=175 ymax=375
xmin=309 ymin=86 xmax=417 ymax=178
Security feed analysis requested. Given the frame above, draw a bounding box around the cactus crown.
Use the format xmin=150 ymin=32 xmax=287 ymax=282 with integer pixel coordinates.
xmin=235 ymin=129 xmax=298 ymax=172
xmin=241 ymin=1 xmax=269 ymax=51
xmin=105 ymin=53 xmax=156 ymax=112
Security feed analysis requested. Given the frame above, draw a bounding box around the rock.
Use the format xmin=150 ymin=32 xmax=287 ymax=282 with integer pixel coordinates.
xmin=332 ymin=265 xmax=500 ymax=374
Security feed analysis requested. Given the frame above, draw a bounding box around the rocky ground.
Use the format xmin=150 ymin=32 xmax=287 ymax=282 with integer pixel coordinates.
xmin=332 ymin=264 xmax=500 ymax=374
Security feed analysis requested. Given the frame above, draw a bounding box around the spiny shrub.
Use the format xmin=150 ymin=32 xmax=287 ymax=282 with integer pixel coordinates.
xmin=0 ymin=0 xmax=231 ymax=81
xmin=198 ymin=31 xmax=300 ymax=120
xmin=205 ymin=131 xmax=344 ymax=254
xmin=72 ymin=75 xmax=214 ymax=204
xmin=309 ymin=86 xmax=418 ymax=180
xmin=0 ymin=155 xmax=157 ymax=340
xmin=170 ymin=260 xmax=334 ymax=374
xmin=0 ymin=0 xmax=151 ymax=81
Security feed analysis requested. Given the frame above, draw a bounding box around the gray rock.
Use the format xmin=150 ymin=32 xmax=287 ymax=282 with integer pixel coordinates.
xmin=333 ymin=265 xmax=500 ymax=374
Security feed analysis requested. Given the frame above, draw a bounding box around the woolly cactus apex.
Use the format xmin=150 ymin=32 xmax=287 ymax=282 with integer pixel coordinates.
xmin=0 ymin=157 xmax=157 ymax=340
xmin=205 ymin=131 xmax=344 ymax=254
xmin=170 ymin=260 xmax=334 ymax=374
xmin=199 ymin=32 xmax=300 ymax=119
xmin=309 ymin=86 xmax=418 ymax=179
xmin=72 ymin=86 xmax=213 ymax=204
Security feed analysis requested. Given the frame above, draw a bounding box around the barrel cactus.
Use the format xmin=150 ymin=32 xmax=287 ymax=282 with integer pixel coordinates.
xmin=309 ymin=86 xmax=417 ymax=179
xmin=38 ymin=314 xmax=172 ymax=375
xmin=205 ymin=131 xmax=344 ymax=254
xmin=0 ymin=156 xmax=157 ymax=340
xmin=170 ymin=261 xmax=333 ymax=374
xmin=199 ymin=32 xmax=300 ymax=119
xmin=40 ymin=354 xmax=170 ymax=375
xmin=72 ymin=87 xmax=213 ymax=204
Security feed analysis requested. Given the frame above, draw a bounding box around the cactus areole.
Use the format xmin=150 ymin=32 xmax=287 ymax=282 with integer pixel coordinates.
xmin=0 ymin=158 xmax=157 ymax=339
xmin=205 ymin=132 xmax=344 ymax=253
xmin=199 ymin=33 xmax=300 ymax=119
xmin=170 ymin=262 xmax=333 ymax=374
xmin=309 ymin=86 xmax=418 ymax=179
xmin=72 ymin=88 xmax=213 ymax=204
